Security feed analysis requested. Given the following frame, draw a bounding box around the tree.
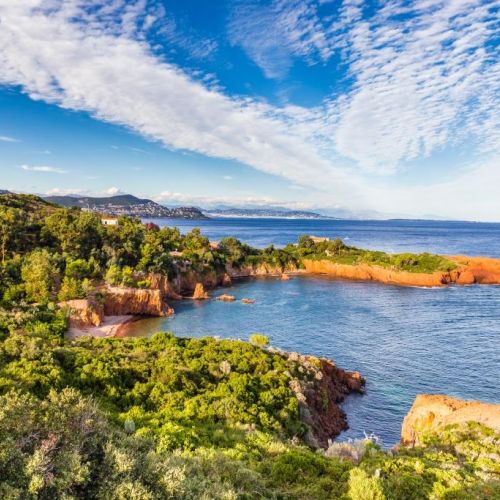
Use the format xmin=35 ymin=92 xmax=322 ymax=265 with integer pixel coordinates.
xmin=21 ymin=249 xmax=59 ymax=303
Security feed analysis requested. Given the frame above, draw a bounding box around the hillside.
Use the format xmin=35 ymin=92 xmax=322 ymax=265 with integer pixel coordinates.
xmin=44 ymin=193 xmax=208 ymax=219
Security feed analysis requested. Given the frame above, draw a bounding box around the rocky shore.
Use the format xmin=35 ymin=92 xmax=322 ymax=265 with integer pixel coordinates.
xmin=284 ymin=351 xmax=365 ymax=448
xmin=302 ymin=255 xmax=500 ymax=287
xmin=401 ymin=394 xmax=500 ymax=446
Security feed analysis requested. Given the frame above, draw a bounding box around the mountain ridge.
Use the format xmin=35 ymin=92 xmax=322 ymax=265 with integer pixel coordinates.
xmin=43 ymin=194 xmax=208 ymax=219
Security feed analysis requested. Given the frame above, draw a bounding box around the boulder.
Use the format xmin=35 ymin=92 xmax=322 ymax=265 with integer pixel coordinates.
xmin=401 ymin=394 xmax=500 ymax=446
xmin=241 ymin=298 xmax=255 ymax=304
xmin=217 ymin=294 xmax=236 ymax=302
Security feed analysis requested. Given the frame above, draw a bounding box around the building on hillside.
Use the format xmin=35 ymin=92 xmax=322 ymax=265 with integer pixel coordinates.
xmin=101 ymin=217 xmax=118 ymax=226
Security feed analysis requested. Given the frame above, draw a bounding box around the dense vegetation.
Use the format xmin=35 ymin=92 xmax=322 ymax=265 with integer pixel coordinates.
xmin=0 ymin=193 xmax=496 ymax=499
xmin=289 ymin=236 xmax=457 ymax=274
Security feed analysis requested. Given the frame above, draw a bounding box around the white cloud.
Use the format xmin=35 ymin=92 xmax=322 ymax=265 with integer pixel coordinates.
xmin=228 ymin=0 xmax=335 ymax=79
xmin=331 ymin=0 xmax=500 ymax=172
xmin=21 ymin=164 xmax=67 ymax=174
xmin=0 ymin=135 xmax=20 ymax=142
xmin=106 ymin=186 xmax=123 ymax=195
xmin=0 ymin=1 xmax=499 ymax=220
xmin=154 ymin=190 xmax=317 ymax=210
xmin=0 ymin=0 xmax=341 ymax=193
xmin=222 ymin=175 xmax=233 ymax=180
xmin=45 ymin=187 xmax=88 ymax=196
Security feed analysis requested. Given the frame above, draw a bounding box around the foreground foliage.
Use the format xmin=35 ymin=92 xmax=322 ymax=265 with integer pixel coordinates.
xmin=0 ymin=193 xmax=496 ymax=498
xmin=0 ymin=306 xmax=498 ymax=499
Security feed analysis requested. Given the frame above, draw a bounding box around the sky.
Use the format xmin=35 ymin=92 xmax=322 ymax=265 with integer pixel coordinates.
xmin=0 ymin=0 xmax=499 ymax=221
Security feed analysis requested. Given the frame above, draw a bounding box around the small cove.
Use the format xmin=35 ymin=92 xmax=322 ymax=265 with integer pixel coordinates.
xmin=122 ymin=275 xmax=500 ymax=446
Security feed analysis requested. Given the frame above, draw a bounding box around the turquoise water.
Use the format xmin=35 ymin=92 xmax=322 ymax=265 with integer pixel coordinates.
xmin=125 ymin=218 xmax=500 ymax=445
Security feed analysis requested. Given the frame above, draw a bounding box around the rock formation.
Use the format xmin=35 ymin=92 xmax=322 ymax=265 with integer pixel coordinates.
xmin=59 ymin=298 xmax=104 ymax=327
xmin=285 ymin=352 xmax=365 ymax=448
xmin=104 ymin=286 xmax=174 ymax=317
xmin=241 ymin=298 xmax=255 ymax=304
xmin=302 ymin=257 xmax=500 ymax=287
xmin=401 ymin=394 xmax=500 ymax=446
xmin=192 ymin=282 xmax=209 ymax=300
xmin=217 ymin=294 xmax=236 ymax=302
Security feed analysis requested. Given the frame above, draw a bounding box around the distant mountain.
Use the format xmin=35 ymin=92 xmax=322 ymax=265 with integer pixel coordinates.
xmin=44 ymin=194 xmax=208 ymax=219
xmin=204 ymin=207 xmax=334 ymax=219
xmin=0 ymin=189 xmax=11 ymax=195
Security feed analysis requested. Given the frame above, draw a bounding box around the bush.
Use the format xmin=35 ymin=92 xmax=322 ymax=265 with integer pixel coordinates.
xmin=249 ymin=333 xmax=270 ymax=347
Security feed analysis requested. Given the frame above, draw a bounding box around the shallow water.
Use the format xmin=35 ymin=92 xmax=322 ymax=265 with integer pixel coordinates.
xmin=123 ymin=275 xmax=500 ymax=446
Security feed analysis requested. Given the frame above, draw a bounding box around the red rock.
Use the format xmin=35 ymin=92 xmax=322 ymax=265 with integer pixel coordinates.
xmin=104 ymin=286 xmax=173 ymax=317
xmin=217 ymin=294 xmax=236 ymax=302
xmin=192 ymin=282 xmax=209 ymax=300
xmin=401 ymin=394 xmax=500 ymax=446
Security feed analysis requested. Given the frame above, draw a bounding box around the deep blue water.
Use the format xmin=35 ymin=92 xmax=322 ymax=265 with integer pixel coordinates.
xmin=146 ymin=217 xmax=500 ymax=257
xmin=128 ymin=218 xmax=500 ymax=446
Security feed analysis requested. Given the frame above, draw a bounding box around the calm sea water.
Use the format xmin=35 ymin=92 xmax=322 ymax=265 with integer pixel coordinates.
xmin=146 ymin=217 xmax=500 ymax=256
xmin=127 ymin=218 xmax=500 ymax=446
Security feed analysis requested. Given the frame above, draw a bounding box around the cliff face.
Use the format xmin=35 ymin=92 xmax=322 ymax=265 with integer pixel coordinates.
xmin=401 ymin=394 xmax=500 ymax=446
xmin=449 ymin=255 xmax=500 ymax=284
xmin=302 ymin=258 xmax=500 ymax=287
xmin=283 ymin=351 xmax=365 ymax=448
xmin=59 ymin=298 xmax=104 ymax=327
xmin=104 ymin=286 xmax=174 ymax=317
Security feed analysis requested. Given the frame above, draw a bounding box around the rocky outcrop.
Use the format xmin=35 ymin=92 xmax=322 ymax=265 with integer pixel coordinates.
xmin=302 ymin=257 xmax=500 ymax=287
xmin=241 ymin=298 xmax=255 ymax=304
xmin=148 ymin=273 xmax=182 ymax=300
xmin=59 ymin=298 xmax=104 ymax=327
xmin=217 ymin=294 xmax=236 ymax=302
xmin=284 ymin=351 xmax=365 ymax=448
xmin=192 ymin=282 xmax=209 ymax=300
xmin=448 ymin=256 xmax=500 ymax=284
xmin=104 ymin=286 xmax=173 ymax=317
xmin=401 ymin=395 xmax=500 ymax=446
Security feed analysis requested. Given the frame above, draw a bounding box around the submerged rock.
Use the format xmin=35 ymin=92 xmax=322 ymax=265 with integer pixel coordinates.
xmin=401 ymin=394 xmax=500 ymax=446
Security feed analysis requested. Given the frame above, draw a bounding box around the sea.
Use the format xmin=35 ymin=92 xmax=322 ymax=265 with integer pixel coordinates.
xmin=123 ymin=218 xmax=500 ymax=446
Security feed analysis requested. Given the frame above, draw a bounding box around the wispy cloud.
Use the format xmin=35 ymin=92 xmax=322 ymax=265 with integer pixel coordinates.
xmin=228 ymin=0 xmax=334 ymax=79
xmin=21 ymin=164 xmax=67 ymax=174
xmin=0 ymin=0 xmax=339 ymax=192
xmin=330 ymin=0 xmax=500 ymax=172
xmin=0 ymin=135 xmax=20 ymax=143
xmin=0 ymin=1 xmax=499 ymax=220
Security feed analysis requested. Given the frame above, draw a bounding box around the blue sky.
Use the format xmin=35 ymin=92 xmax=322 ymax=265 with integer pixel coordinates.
xmin=0 ymin=0 xmax=499 ymax=220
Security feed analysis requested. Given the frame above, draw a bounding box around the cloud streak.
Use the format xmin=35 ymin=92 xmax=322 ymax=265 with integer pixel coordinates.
xmin=0 ymin=135 xmax=20 ymax=142
xmin=0 ymin=0 xmax=498 ymax=220
xmin=21 ymin=164 xmax=67 ymax=174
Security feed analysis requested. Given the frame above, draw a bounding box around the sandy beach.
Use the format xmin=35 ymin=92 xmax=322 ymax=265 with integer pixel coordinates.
xmin=67 ymin=315 xmax=136 ymax=340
